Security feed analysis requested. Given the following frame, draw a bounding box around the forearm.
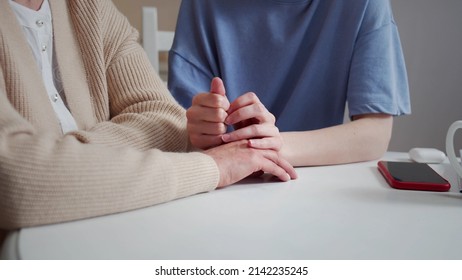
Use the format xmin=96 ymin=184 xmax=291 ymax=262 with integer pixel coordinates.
xmin=0 ymin=140 xmax=218 ymax=230
xmin=281 ymin=114 xmax=393 ymax=166
xmin=75 ymin=1 xmax=190 ymax=153
xmin=71 ymin=100 xmax=190 ymax=152
xmin=94 ymin=46 xmax=190 ymax=152
xmin=0 ymin=109 xmax=218 ymax=229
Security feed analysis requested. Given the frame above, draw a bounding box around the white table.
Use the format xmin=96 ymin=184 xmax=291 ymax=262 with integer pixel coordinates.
xmin=2 ymin=152 xmax=462 ymax=260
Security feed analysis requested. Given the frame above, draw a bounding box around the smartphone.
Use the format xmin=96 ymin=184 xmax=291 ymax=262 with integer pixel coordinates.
xmin=377 ymin=161 xmax=451 ymax=192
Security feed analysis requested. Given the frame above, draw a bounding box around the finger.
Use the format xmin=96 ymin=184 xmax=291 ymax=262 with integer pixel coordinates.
xmin=222 ymin=124 xmax=279 ymax=142
xmin=259 ymin=149 xmax=298 ymax=180
xmin=274 ymin=156 xmax=298 ymax=180
xmin=210 ymin=77 xmax=226 ymax=96
xmin=227 ymin=92 xmax=259 ymax=114
xmin=187 ymin=105 xmax=228 ymax=123
xmin=192 ymin=93 xmax=230 ymax=110
xmin=188 ymin=121 xmax=228 ymax=135
xmin=248 ymin=137 xmax=283 ymax=151
xmin=258 ymin=158 xmax=292 ymax=182
xmin=226 ymin=102 xmax=275 ymax=126
xmin=189 ymin=133 xmax=223 ymax=149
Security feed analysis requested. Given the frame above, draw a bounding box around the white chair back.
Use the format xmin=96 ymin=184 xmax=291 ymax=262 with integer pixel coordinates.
xmin=142 ymin=6 xmax=175 ymax=75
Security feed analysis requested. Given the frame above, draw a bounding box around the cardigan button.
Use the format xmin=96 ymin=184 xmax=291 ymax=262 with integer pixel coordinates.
xmin=36 ymin=19 xmax=44 ymax=27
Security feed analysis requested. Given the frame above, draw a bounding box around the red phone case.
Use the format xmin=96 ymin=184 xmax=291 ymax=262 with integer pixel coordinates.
xmin=377 ymin=161 xmax=451 ymax=192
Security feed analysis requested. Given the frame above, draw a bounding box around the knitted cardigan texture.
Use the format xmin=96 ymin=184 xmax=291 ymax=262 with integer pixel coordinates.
xmin=0 ymin=0 xmax=218 ymax=230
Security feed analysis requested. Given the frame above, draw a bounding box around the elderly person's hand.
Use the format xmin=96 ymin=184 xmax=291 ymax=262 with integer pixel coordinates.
xmin=204 ymin=140 xmax=297 ymax=187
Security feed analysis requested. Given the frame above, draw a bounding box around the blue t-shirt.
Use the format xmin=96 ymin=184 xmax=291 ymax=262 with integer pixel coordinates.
xmin=168 ymin=0 xmax=411 ymax=131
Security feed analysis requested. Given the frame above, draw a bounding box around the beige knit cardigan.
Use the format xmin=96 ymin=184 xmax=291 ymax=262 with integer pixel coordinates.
xmin=0 ymin=0 xmax=219 ymax=230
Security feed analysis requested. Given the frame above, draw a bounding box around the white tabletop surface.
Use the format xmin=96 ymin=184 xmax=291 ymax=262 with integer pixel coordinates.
xmin=2 ymin=152 xmax=462 ymax=260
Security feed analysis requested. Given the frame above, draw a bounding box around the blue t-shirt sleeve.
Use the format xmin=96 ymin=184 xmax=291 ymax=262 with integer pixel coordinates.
xmin=347 ymin=3 xmax=411 ymax=117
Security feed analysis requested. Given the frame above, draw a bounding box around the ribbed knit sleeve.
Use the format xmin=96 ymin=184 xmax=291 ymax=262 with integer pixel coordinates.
xmin=0 ymin=69 xmax=219 ymax=230
xmin=68 ymin=0 xmax=189 ymax=152
xmin=0 ymin=0 xmax=220 ymax=230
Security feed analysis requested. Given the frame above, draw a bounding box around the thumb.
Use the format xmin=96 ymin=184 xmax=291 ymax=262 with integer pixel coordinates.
xmin=210 ymin=77 xmax=226 ymax=96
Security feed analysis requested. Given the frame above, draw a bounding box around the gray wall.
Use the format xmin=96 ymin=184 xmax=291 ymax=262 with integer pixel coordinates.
xmin=389 ymin=0 xmax=462 ymax=152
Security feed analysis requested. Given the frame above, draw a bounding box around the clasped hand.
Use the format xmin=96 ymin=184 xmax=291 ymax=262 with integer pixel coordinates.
xmin=187 ymin=77 xmax=297 ymax=187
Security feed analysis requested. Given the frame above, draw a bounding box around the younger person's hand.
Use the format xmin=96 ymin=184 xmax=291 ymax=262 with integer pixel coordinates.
xmin=186 ymin=77 xmax=230 ymax=149
xmin=222 ymin=92 xmax=283 ymax=152
xmin=187 ymin=77 xmax=283 ymax=152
